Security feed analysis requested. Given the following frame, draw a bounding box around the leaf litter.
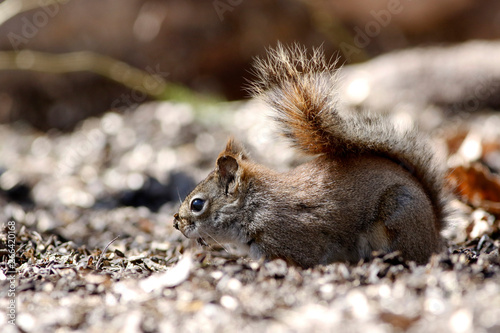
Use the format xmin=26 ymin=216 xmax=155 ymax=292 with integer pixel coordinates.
xmin=0 ymin=102 xmax=499 ymax=333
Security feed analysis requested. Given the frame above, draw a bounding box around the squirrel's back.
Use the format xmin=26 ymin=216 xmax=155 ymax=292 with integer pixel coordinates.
xmin=249 ymin=44 xmax=449 ymax=231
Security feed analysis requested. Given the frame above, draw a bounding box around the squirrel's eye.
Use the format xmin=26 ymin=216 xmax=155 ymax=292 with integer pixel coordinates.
xmin=190 ymin=198 xmax=205 ymax=212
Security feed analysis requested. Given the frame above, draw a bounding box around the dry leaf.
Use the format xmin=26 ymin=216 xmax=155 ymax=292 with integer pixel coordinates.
xmin=447 ymin=163 xmax=500 ymax=215
xmin=379 ymin=312 xmax=420 ymax=330
xmin=139 ymin=252 xmax=192 ymax=292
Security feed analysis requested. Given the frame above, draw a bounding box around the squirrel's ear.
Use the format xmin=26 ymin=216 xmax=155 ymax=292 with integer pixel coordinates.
xmin=216 ymin=155 xmax=239 ymax=193
xmin=223 ymin=138 xmax=248 ymax=160
xmin=216 ymin=138 xmax=248 ymax=194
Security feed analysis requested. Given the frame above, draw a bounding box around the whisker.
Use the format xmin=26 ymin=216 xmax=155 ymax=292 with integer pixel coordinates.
xmin=201 ymin=230 xmax=229 ymax=253
xmin=196 ymin=235 xmax=208 ymax=247
xmin=176 ymin=187 xmax=182 ymax=204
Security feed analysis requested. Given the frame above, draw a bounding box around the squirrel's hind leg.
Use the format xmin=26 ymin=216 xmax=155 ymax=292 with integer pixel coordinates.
xmin=372 ymin=184 xmax=441 ymax=264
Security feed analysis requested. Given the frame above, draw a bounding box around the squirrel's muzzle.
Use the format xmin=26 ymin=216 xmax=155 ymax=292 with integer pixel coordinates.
xmin=173 ymin=213 xmax=180 ymax=230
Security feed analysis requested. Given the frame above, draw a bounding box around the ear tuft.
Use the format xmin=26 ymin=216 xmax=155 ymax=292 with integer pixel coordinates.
xmin=223 ymin=138 xmax=248 ymax=160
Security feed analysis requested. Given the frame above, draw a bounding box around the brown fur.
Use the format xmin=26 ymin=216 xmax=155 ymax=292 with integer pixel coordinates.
xmin=173 ymin=44 xmax=449 ymax=268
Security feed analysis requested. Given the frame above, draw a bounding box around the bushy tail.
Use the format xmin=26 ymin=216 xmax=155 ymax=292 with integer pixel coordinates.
xmin=249 ymin=43 xmax=449 ymax=229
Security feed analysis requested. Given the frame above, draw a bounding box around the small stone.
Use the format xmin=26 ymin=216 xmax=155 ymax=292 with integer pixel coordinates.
xmin=449 ymin=309 xmax=473 ymax=333
xmin=220 ymin=295 xmax=238 ymax=311
xmin=264 ymin=259 xmax=288 ymax=278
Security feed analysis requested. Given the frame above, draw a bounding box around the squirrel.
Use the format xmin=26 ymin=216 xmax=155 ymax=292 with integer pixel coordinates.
xmin=173 ymin=44 xmax=450 ymax=268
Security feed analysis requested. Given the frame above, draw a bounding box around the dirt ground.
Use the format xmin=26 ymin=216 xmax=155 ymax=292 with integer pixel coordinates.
xmin=1 ymin=47 xmax=500 ymax=332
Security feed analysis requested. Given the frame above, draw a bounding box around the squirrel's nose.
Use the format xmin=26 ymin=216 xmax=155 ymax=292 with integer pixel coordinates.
xmin=173 ymin=213 xmax=180 ymax=230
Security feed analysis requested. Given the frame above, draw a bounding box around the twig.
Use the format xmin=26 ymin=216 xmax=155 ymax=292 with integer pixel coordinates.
xmin=96 ymin=235 xmax=121 ymax=270
xmin=0 ymin=50 xmax=168 ymax=97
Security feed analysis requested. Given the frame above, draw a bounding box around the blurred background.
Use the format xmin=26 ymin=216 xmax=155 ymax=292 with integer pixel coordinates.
xmin=1 ymin=0 xmax=500 ymax=130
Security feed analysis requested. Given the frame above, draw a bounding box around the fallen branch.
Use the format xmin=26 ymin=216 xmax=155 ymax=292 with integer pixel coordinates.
xmin=0 ymin=50 xmax=168 ymax=97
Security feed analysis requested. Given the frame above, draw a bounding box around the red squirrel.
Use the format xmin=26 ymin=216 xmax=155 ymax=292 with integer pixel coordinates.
xmin=173 ymin=44 xmax=449 ymax=268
